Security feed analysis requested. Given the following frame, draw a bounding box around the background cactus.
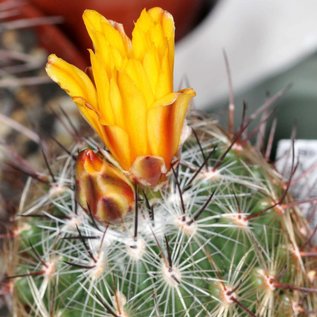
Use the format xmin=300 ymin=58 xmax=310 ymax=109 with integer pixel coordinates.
xmin=4 ymin=105 xmax=317 ymax=316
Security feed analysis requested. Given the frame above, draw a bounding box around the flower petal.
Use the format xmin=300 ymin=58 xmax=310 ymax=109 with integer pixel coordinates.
xmin=124 ymin=58 xmax=154 ymax=108
xmin=73 ymin=96 xmax=106 ymax=141
xmin=147 ymin=88 xmax=196 ymax=168
xmin=89 ymin=49 xmax=114 ymax=125
xmin=109 ymin=77 xmax=125 ymax=128
xmin=46 ymin=54 xmax=97 ymax=107
xmin=117 ymin=70 xmax=148 ymax=159
xmin=102 ymin=125 xmax=132 ymax=171
xmin=168 ymin=89 xmax=196 ymax=156
xmin=83 ymin=9 xmax=131 ymax=74
xmin=46 ymin=54 xmax=103 ymax=140
xmin=132 ymin=7 xmax=174 ymax=99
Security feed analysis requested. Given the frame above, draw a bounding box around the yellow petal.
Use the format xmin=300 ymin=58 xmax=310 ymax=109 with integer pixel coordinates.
xmin=124 ymin=58 xmax=153 ymax=108
xmin=46 ymin=54 xmax=103 ymax=141
xmin=133 ymin=8 xmax=174 ymax=61
xmin=46 ymin=54 xmax=97 ymax=107
xmin=147 ymin=93 xmax=176 ymax=164
xmin=117 ymin=71 xmax=148 ymax=159
xmin=89 ymin=49 xmax=114 ymax=124
xmin=109 ymin=77 xmax=124 ymax=129
xmin=83 ymin=9 xmax=131 ymax=72
xmin=83 ymin=9 xmax=130 ymax=53
xmin=142 ymin=47 xmax=160 ymax=98
xmin=160 ymin=9 xmax=175 ymax=74
xmin=132 ymin=7 xmax=174 ymax=98
xmin=149 ymin=7 xmax=174 ymax=71
xmin=155 ymin=50 xmax=172 ymax=99
xmin=147 ymin=88 xmax=195 ymax=168
xmin=169 ymin=89 xmax=196 ymax=155
xmin=72 ymin=96 xmax=106 ymax=144
xmin=102 ymin=125 xmax=132 ymax=171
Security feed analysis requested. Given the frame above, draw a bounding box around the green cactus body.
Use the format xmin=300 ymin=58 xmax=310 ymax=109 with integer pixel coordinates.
xmin=10 ymin=113 xmax=317 ymax=316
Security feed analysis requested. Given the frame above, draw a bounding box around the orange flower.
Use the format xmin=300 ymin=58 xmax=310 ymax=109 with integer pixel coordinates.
xmin=46 ymin=7 xmax=195 ymax=186
xmin=76 ymin=149 xmax=135 ymax=222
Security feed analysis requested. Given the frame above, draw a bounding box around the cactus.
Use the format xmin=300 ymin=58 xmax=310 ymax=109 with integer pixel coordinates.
xmin=2 ymin=6 xmax=317 ymax=317
xmin=4 ymin=108 xmax=316 ymax=316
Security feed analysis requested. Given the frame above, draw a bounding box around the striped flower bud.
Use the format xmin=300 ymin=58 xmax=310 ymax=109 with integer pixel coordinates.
xmin=75 ymin=149 xmax=135 ymax=223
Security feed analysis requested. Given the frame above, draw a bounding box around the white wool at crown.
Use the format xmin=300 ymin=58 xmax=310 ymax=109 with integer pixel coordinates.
xmin=174 ymin=0 xmax=317 ymax=109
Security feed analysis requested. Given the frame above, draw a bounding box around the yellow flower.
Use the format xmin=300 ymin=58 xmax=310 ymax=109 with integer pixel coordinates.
xmin=46 ymin=7 xmax=195 ymax=186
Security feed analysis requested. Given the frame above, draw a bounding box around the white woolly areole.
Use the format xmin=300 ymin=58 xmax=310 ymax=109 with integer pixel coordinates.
xmin=175 ymin=215 xmax=198 ymax=236
xmin=90 ymin=251 xmax=107 ymax=280
xmin=225 ymin=213 xmax=249 ymax=228
xmin=257 ymin=269 xmax=276 ymax=291
xmin=161 ymin=262 xmax=182 ymax=288
xmin=125 ymin=237 xmax=146 ymax=261
xmin=222 ymin=286 xmax=237 ymax=305
xmin=43 ymin=257 xmax=59 ymax=279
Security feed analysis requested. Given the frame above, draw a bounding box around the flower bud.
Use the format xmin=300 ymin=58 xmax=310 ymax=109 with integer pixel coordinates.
xmin=75 ymin=149 xmax=135 ymax=223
